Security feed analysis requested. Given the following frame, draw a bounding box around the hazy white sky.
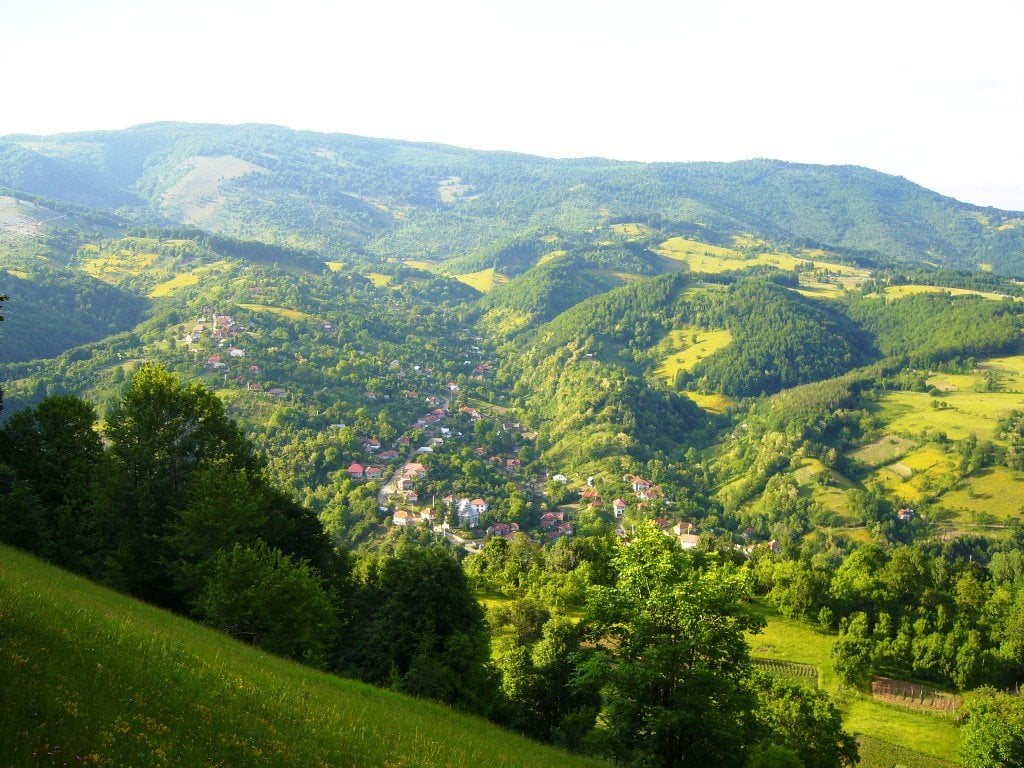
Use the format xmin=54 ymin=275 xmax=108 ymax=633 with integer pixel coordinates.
xmin=3 ymin=0 xmax=1023 ymax=209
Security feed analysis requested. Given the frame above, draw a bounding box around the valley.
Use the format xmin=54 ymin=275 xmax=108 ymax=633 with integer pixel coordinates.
xmin=3 ymin=123 xmax=1024 ymax=767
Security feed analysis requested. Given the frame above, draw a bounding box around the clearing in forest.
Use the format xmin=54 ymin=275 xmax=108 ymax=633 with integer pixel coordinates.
xmin=160 ymin=155 xmax=266 ymax=225
xmin=454 ymin=268 xmax=508 ymax=293
xmin=236 ymin=303 xmax=314 ymax=321
xmin=149 ymin=272 xmax=200 ymax=297
xmin=655 ymin=237 xmax=867 ymax=278
xmin=876 ymin=389 xmax=1024 ymax=442
xmin=653 ymin=327 xmax=733 ymax=384
xmin=879 ymin=284 xmax=1021 ymax=302
xmin=850 ymin=435 xmax=917 ymax=468
xmin=682 ymin=391 xmax=733 ymax=413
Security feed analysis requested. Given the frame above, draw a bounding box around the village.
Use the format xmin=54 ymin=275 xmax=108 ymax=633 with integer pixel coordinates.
xmin=172 ymin=307 xmax=782 ymax=555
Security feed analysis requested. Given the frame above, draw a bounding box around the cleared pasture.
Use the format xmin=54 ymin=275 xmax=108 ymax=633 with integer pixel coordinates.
xmin=455 ymin=267 xmax=508 ymax=293
xmin=149 ymin=272 xmax=199 ymax=297
xmin=652 ymin=327 xmax=733 ymax=384
xmin=851 ymin=434 xmax=918 ymax=467
xmin=876 ymin=390 xmax=1024 ymax=441
xmin=682 ymin=391 xmax=733 ymax=413
xmin=236 ymin=303 xmax=315 ymax=321
xmin=881 ymin=284 xmax=1020 ymax=302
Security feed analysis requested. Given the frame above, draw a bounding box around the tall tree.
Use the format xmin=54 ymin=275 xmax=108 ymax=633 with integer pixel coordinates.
xmin=99 ymin=364 xmax=259 ymax=601
xmin=0 ymin=395 xmax=104 ymax=571
xmin=346 ymin=545 xmax=496 ymax=712
xmin=577 ymin=523 xmax=763 ymax=768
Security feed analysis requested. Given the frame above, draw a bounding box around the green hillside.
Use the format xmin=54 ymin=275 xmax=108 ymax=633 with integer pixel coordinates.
xmin=3 ymin=123 xmax=1023 ymax=273
xmin=0 ymin=544 xmax=602 ymax=768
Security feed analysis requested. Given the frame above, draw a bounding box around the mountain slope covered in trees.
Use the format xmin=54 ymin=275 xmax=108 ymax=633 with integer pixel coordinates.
xmin=2 ymin=122 xmax=1023 ymax=273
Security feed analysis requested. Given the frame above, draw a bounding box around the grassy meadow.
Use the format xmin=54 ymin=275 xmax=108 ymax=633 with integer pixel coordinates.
xmin=148 ymin=272 xmax=200 ymax=298
xmin=747 ymin=605 xmax=960 ymax=767
xmin=652 ymin=327 xmax=734 ymax=384
xmin=879 ymin=285 xmax=1021 ymax=302
xmin=654 ymin=237 xmax=868 ymax=279
xmin=454 ymin=267 xmax=510 ymax=293
xmin=0 ymin=546 xmax=603 ymax=768
xmin=236 ymin=303 xmax=315 ymax=322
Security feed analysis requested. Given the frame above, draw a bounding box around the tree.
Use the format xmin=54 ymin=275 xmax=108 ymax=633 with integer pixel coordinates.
xmin=100 ymin=364 xmax=258 ymax=600
xmin=577 ymin=524 xmax=763 ymax=767
xmin=960 ymin=689 xmax=1024 ymax=768
xmin=0 ymin=395 xmax=104 ymax=571
xmin=752 ymin=676 xmax=858 ymax=768
xmin=347 ymin=545 xmax=496 ymax=712
xmin=0 ymin=293 xmax=6 ymax=413
xmin=196 ymin=542 xmax=336 ymax=666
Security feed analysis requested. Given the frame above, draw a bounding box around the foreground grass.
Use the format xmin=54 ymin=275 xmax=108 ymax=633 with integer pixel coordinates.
xmin=0 ymin=546 xmax=602 ymax=768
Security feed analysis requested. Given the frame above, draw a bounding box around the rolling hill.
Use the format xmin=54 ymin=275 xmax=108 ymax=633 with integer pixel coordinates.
xmin=2 ymin=122 xmax=1023 ymax=274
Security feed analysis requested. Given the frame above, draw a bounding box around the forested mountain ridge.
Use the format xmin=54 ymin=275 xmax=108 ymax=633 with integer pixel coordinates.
xmin=2 ymin=122 xmax=1023 ymax=273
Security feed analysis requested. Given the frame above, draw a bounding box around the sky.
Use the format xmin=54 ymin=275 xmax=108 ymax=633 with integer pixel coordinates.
xmin=3 ymin=0 xmax=1023 ymax=210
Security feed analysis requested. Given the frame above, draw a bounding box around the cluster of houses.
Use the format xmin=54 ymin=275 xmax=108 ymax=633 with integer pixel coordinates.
xmin=539 ymin=510 xmax=575 ymax=542
xmin=442 ymin=496 xmax=490 ymax=528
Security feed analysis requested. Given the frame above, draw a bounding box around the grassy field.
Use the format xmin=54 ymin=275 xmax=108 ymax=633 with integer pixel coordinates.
xmin=80 ymin=244 xmax=160 ymax=282
xmin=608 ymin=222 xmax=656 ymax=239
xmin=879 ymin=284 xmax=1021 ymax=302
xmin=148 ymin=272 xmax=199 ymax=297
xmin=939 ymin=465 xmax=1024 ymax=522
xmin=654 ymin=237 xmax=868 ymax=278
xmin=454 ymin=267 xmax=509 ymax=293
xmin=682 ymin=391 xmax=734 ymax=413
xmin=746 ymin=605 xmax=961 ymax=766
xmin=652 ymin=327 xmax=733 ymax=384
xmin=875 ymin=390 xmax=1024 ymax=442
xmin=0 ymin=546 xmax=603 ymax=768
xmin=365 ymin=272 xmax=392 ymax=287
xmin=403 ymin=259 xmax=439 ymax=272
xmin=236 ymin=303 xmax=315 ymax=321
xmin=851 ymin=435 xmax=918 ymax=467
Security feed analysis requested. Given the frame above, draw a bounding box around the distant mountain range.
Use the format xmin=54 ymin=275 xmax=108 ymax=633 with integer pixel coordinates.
xmin=2 ymin=122 xmax=1023 ymax=274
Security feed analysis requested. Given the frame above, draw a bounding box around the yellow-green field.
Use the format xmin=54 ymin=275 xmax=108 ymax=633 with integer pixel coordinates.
xmin=148 ymin=272 xmax=200 ymax=297
xmin=454 ymin=267 xmax=509 ymax=293
xmin=939 ymin=466 xmax=1024 ymax=522
xmin=877 ymin=390 xmax=1024 ymax=442
xmin=608 ymin=222 xmax=656 ymax=239
xmin=403 ymin=259 xmax=438 ymax=272
xmin=793 ymin=281 xmax=847 ymax=299
xmin=324 ymin=261 xmax=345 ymax=272
xmin=655 ymin=237 xmax=868 ymax=278
xmin=851 ymin=434 xmax=918 ymax=467
xmin=653 ymin=327 xmax=733 ymax=384
xmin=683 ymin=391 xmax=734 ymax=413
xmin=879 ymin=285 xmax=1021 ymax=302
xmin=365 ymin=272 xmax=392 ymax=287
xmin=536 ymin=249 xmax=568 ymax=266
xmin=80 ymin=245 xmax=159 ymax=281
xmin=236 ymin=303 xmax=315 ymax=321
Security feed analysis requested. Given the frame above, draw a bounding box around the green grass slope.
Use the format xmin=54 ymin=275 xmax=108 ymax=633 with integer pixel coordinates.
xmin=0 ymin=545 xmax=602 ymax=768
xmin=748 ymin=605 xmax=960 ymax=767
